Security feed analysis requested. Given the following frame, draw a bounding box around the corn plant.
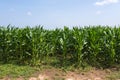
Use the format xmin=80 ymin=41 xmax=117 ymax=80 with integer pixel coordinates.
xmin=0 ymin=25 xmax=120 ymax=68
xmin=73 ymin=27 xmax=85 ymax=67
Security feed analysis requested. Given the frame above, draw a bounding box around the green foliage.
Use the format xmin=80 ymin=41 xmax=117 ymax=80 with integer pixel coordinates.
xmin=0 ymin=25 xmax=120 ymax=68
xmin=0 ymin=64 xmax=37 ymax=78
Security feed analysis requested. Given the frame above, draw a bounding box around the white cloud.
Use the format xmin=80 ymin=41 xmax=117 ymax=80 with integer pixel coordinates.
xmin=27 ymin=11 xmax=32 ymax=16
xmin=96 ymin=10 xmax=102 ymax=15
xmin=95 ymin=0 xmax=119 ymax=6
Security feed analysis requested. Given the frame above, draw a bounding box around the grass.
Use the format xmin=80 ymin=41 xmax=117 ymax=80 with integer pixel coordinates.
xmin=0 ymin=64 xmax=38 ymax=79
xmin=106 ymin=65 xmax=120 ymax=80
xmin=107 ymin=71 xmax=120 ymax=80
xmin=0 ymin=63 xmax=120 ymax=80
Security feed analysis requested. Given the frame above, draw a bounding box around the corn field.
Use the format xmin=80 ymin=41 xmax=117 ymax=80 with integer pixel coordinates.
xmin=0 ymin=25 xmax=120 ymax=68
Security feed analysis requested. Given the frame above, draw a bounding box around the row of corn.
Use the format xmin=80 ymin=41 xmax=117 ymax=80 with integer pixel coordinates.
xmin=0 ymin=25 xmax=120 ymax=68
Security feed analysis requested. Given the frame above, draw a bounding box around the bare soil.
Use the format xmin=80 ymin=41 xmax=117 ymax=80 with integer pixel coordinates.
xmin=33 ymin=68 xmax=108 ymax=80
xmin=0 ymin=68 xmax=116 ymax=80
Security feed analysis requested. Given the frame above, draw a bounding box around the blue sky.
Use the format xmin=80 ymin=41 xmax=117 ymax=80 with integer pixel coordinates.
xmin=0 ymin=0 xmax=120 ymax=29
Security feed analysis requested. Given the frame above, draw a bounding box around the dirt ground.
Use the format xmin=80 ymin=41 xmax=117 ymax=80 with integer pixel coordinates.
xmin=1 ymin=68 xmax=117 ymax=80
xmin=29 ymin=68 xmax=110 ymax=80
